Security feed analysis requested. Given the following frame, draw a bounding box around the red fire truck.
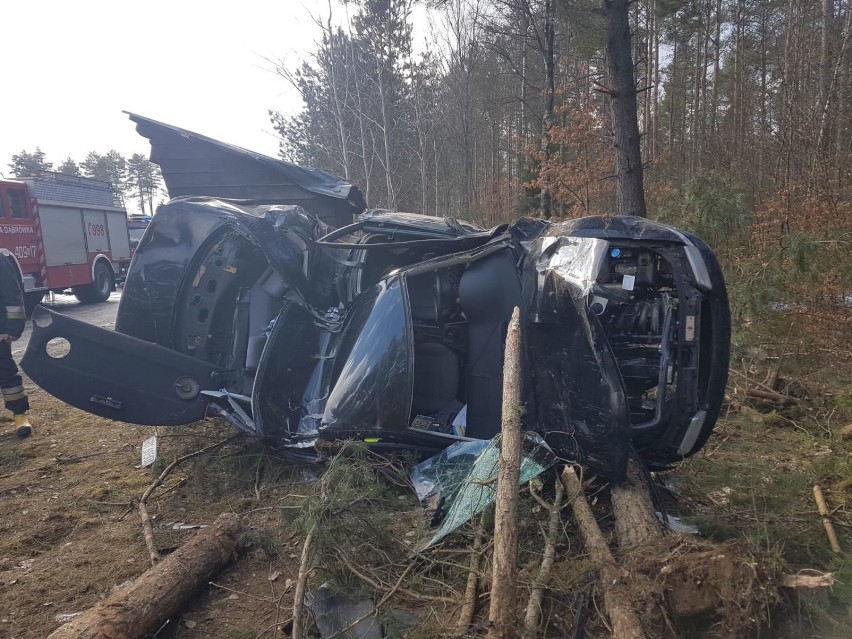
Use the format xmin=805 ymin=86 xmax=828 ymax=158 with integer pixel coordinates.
xmin=0 ymin=172 xmax=132 ymax=310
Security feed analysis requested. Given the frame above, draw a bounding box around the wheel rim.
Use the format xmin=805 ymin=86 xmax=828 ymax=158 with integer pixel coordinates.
xmin=96 ymin=266 xmax=111 ymax=296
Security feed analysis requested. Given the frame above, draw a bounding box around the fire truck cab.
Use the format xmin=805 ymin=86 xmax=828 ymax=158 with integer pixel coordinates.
xmin=0 ymin=172 xmax=132 ymax=309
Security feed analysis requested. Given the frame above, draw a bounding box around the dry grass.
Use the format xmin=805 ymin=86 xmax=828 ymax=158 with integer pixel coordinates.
xmin=2 ymin=332 xmax=851 ymax=637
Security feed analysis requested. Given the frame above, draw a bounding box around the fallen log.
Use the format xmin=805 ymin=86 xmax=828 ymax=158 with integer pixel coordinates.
xmin=561 ymin=467 xmax=646 ymax=639
xmin=745 ymin=388 xmax=798 ymax=404
xmin=47 ymin=513 xmax=245 ymax=639
xmin=781 ymin=572 xmax=836 ymax=588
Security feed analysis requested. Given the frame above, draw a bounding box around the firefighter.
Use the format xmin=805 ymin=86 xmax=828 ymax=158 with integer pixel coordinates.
xmin=0 ymin=250 xmax=31 ymax=437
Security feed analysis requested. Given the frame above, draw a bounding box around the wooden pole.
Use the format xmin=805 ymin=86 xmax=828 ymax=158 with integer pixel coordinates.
xmin=486 ymin=307 xmax=523 ymax=639
xmin=47 ymin=513 xmax=244 ymax=639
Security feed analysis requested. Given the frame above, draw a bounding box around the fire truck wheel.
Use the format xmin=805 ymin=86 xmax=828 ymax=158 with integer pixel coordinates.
xmin=73 ymin=262 xmax=114 ymax=304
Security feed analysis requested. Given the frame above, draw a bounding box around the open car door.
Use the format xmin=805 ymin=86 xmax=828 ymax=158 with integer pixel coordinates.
xmin=22 ymin=307 xmax=230 ymax=425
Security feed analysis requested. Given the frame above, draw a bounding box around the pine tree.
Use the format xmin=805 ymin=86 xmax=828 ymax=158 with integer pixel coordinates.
xmin=126 ymin=154 xmax=162 ymax=215
xmin=57 ymin=157 xmax=81 ymax=176
xmin=8 ymin=148 xmax=53 ymax=177
xmin=81 ymin=150 xmax=128 ymax=204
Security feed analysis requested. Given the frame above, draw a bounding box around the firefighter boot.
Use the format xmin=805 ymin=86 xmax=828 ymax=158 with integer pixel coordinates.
xmin=14 ymin=413 xmax=31 ymax=438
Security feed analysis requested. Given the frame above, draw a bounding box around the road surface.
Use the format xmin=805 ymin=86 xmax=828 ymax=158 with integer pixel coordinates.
xmin=13 ymin=291 xmax=122 ymax=358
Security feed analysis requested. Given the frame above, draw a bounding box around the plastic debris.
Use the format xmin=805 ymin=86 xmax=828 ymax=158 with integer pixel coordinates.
xmin=306 ymin=583 xmax=382 ymax=639
xmin=412 ymin=432 xmax=556 ymax=547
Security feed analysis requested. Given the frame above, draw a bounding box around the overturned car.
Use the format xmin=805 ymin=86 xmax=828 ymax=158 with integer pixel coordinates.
xmin=22 ymin=115 xmax=730 ymax=480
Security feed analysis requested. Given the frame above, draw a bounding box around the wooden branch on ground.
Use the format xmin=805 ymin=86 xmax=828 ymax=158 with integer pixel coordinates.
xmin=47 ymin=513 xmax=244 ymax=639
xmin=338 ymin=553 xmax=456 ymax=604
xmin=781 ymin=572 xmax=836 ymax=588
xmin=813 ymin=484 xmax=842 ymax=553
xmin=729 ymin=369 xmax=800 ymax=404
xmin=610 ymin=459 xmax=662 ymax=549
xmin=291 ymin=524 xmax=316 ymax=639
xmin=745 ymin=388 xmax=799 ymax=404
xmin=521 ymin=475 xmax=565 ymax=639
xmin=455 ymin=516 xmax=486 ymax=636
xmin=486 ymin=307 xmax=523 ymax=639
xmin=561 ymin=467 xmax=646 ymax=639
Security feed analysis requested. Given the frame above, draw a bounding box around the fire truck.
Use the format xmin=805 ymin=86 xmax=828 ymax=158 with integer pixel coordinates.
xmin=0 ymin=172 xmax=132 ymax=310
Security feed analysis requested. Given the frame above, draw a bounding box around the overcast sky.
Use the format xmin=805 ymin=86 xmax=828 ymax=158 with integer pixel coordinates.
xmin=0 ymin=0 xmax=342 ymax=175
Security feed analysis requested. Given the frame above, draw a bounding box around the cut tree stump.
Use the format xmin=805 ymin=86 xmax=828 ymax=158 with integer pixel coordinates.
xmin=47 ymin=513 xmax=245 ymax=639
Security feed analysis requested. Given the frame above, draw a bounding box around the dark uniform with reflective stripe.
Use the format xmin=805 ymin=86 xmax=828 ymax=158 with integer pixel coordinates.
xmin=0 ymin=252 xmax=28 ymax=415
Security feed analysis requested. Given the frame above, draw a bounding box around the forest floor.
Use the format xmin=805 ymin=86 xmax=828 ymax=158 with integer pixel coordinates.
xmin=0 ymin=311 xmax=850 ymax=638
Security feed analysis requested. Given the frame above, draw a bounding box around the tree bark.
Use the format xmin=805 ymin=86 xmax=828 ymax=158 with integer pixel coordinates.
xmin=539 ymin=0 xmax=555 ymax=219
xmin=603 ymin=0 xmax=647 ymax=217
xmin=561 ymin=467 xmax=646 ymax=639
xmin=47 ymin=513 xmax=244 ymax=639
xmin=486 ymin=307 xmax=523 ymax=639
xmin=610 ymin=459 xmax=662 ymax=549
xmin=517 ymin=10 xmax=529 ymax=209
xmin=326 ymin=1 xmax=351 ymax=181
xmin=454 ymin=516 xmax=486 ymax=636
xmin=292 ymin=524 xmax=317 ymax=639
xmin=521 ymin=476 xmax=565 ymax=639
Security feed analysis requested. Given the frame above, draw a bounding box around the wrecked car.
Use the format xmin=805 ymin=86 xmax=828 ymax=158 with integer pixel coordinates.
xmin=22 ymin=115 xmax=730 ymax=480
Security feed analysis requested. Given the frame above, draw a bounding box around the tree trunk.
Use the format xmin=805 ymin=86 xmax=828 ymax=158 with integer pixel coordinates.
xmin=561 ymin=468 xmax=646 ymax=639
xmin=373 ymin=46 xmax=396 ymax=209
xmin=326 ymin=3 xmax=351 ymax=181
xmin=711 ymin=0 xmax=721 ymax=139
xmin=539 ymin=0 xmax=555 ymax=219
xmin=47 ymin=513 xmax=244 ymax=639
xmin=347 ymin=15 xmax=373 ymax=205
xmin=604 ymin=0 xmax=647 ymax=217
xmin=486 ymin=307 xmax=523 ymax=639
xmin=517 ymin=11 xmax=529 ymax=209
xmin=610 ymin=459 xmax=662 ymax=549
xmin=820 ymin=0 xmax=835 ymax=114
xmin=652 ymin=0 xmax=660 ymax=161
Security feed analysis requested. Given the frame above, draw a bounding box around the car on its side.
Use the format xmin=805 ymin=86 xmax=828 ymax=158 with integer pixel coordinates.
xmin=21 ymin=115 xmax=730 ymax=480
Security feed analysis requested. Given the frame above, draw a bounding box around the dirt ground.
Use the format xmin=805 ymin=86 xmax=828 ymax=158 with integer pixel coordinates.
xmin=0 ymin=386 xmax=319 ymax=639
xmin=1 ymin=296 xmax=851 ymax=638
xmin=0 ymin=294 xmax=313 ymax=638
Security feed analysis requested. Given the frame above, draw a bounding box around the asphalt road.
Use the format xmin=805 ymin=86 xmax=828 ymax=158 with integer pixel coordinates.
xmin=13 ymin=290 xmax=122 ymax=358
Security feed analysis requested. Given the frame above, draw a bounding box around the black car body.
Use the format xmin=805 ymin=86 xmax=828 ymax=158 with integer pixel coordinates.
xmin=22 ymin=116 xmax=730 ymax=480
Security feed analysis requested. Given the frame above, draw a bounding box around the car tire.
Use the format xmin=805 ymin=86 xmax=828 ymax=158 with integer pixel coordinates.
xmin=73 ymin=262 xmax=114 ymax=304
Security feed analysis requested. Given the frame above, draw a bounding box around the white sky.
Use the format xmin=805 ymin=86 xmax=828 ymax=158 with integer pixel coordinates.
xmin=0 ymin=0 xmax=342 ymax=175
